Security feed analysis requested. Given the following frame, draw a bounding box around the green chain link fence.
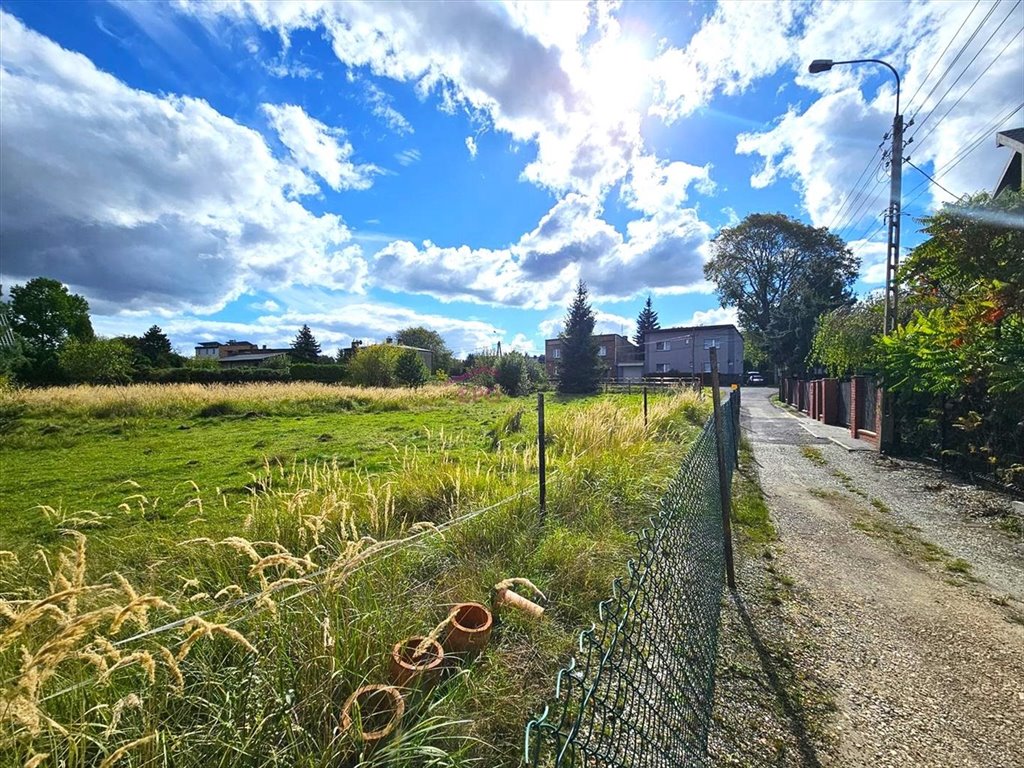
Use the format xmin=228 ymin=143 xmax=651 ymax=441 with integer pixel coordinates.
xmin=524 ymin=390 xmax=739 ymax=767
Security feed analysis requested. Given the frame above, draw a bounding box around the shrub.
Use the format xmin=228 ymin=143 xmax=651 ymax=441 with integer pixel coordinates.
xmin=290 ymin=363 xmax=347 ymax=383
xmin=495 ymin=352 xmax=531 ymax=396
xmin=395 ymin=349 xmax=429 ymax=388
xmin=58 ymin=338 xmax=134 ymax=384
xmin=348 ymin=344 xmax=403 ymax=387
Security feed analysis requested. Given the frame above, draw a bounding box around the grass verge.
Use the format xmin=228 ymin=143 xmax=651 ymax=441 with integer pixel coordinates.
xmin=1 ymin=384 xmax=710 ymax=766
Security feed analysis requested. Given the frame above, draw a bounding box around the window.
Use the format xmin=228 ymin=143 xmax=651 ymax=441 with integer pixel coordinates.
xmin=703 ymin=362 xmax=712 ymax=373
xmin=656 ymin=363 xmax=669 ymax=373
xmin=598 ymin=345 xmax=607 ymax=356
xmin=655 ymin=341 xmax=671 ymax=351
xmin=703 ymin=338 xmax=720 ymax=349
xmin=552 ymin=348 xmax=561 ymax=359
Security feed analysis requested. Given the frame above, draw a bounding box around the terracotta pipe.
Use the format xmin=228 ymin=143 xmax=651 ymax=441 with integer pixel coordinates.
xmin=442 ymin=602 xmax=493 ymax=657
xmin=390 ymin=635 xmax=444 ymax=690
xmin=493 ymin=587 xmax=545 ymax=619
xmin=340 ymin=684 xmax=404 ymax=745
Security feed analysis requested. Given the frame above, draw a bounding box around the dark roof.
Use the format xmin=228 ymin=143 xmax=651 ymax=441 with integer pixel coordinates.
xmin=646 ymin=323 xmax=742 ymax=337
xmin=218 ymin=351 xmax=288 ymax=363
xmin=996 ymin=128 xmax=1024 ymax=153
xmin=196 ymin=341 xmax=222 ymax=348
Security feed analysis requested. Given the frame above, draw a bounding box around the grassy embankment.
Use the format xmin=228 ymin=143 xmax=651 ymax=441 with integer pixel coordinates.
xmin=1 ymin=382 xmax=710 ymax=767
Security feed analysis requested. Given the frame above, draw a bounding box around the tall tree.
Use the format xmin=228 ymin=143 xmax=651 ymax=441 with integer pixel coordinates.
xmin=557 ymin=281 xmax=602 ymax=394
xmin=290 ymin=324 xmax=321 ymax=363
xmin=9 ymin=277 xmax=93 ymax=353
xmin=395 ymin=348 xmax=429 ymax=387
xmin=704 ymin=213 xmax=857 ymax=373
xmin=395 ymin=326 xmax=453 ymax=373
xmin=138 ymin=325 xmax=174 ymax=366
xmin=633 ymin=294 xmax=660 ymax=347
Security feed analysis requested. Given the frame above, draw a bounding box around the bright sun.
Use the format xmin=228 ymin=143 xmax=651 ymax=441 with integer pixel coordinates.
xmin=586 ymin=36 xmax=652 ymax=123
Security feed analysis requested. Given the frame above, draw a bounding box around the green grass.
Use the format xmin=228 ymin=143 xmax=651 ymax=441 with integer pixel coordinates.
xmin=731 ymin=439 xmax=777 ymax=546
xmin=799 ymin=446 xmax=828 ymax=466
xmin=0 ymin=383 xmax=711 ymax=767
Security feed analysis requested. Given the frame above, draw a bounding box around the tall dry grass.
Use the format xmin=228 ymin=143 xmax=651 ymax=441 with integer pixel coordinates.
xmin=1 ymin=381 xmax=499 ymax=420
xmin=1 ymin=389 xmax=709 ymax=767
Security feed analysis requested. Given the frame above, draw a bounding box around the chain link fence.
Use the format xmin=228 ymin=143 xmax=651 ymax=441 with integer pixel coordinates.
xmin=525 ymin=390 xmax=738 ymax=768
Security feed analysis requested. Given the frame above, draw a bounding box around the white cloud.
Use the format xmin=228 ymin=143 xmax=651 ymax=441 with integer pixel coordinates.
xmin=250 ymin=299 xmax=281 ymax=312
xmin=394 ymin=148 xmax=421 ymax=166
xmin=735 ymin=1 xmax=1022 ymax=234
xmin=364 ymin=81 xmax=414 ymax=135
xmin=465 ymin=135 xmax=478 ymax=158
xmin=669 ymin=306 xmax=739 ymax=328
xmin=0 ymin=10 xmax=363 ymax=315
xmin=262 ymin=103 xmax=379 ymax=191
xmin=650 ymin=1 xmax=801 ymax=122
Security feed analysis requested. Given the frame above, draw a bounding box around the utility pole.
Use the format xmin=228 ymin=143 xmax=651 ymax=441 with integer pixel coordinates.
xmin=809 ymin=57 xmax=903 ymax=453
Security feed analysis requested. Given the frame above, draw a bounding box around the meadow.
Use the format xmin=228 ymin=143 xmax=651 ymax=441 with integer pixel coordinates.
xmin=0 ymin=382 xmax=710 ymax=767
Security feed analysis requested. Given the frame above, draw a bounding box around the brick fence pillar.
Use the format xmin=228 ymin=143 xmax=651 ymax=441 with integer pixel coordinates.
xmin=850 ymin=375 xmax=862 ymax=438
xmin=822 ymin=378 xmax=838 ymax=424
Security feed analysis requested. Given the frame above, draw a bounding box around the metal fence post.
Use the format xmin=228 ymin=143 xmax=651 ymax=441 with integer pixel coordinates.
xmin=538 ymin=392 xmax=546 ymax=523
xmin=643 ymin=386 xmax=648 ymax=428
xmin=710 ymin=348 xmax=737 ymax=591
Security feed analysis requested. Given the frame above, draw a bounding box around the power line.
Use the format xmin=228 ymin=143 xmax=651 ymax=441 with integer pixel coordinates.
xmin=903 ymin=0 xmax=982 ymax=116
xmin=906 ymin=0 xmax=1002 ymax=126
xmin=907 ymin=1 xmax=1023 ymax=146
xmin=908 ymin=20 xmax=1023 ymax=156
xmin=905 ymin=158 xmax=962 ymax=201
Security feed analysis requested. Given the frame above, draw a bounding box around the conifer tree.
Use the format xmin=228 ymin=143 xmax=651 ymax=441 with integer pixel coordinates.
xmin=290 ymin=324 xmax=322 ymax=363
xmin=138 ymin=325 xmax=174 ymax=365
xmin=557 ymin=281 xmax=602 ymax=394
xmin=634 ymin=294 xmax=660 ymax=347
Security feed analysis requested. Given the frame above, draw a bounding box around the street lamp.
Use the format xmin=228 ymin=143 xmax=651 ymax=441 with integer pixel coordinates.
xmin=809 ymin=57 xmax=903 ymax=451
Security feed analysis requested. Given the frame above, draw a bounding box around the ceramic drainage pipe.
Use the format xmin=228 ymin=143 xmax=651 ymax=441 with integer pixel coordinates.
xmin=341 ymin=684 xmax=405 ymax=746
xmin=442 ymin=602 xmax=493 ymax=657
xmin=390 ymin=635 xmax=445 ymax=690
xmin=494 ymin=587 xmax=545 ymax=618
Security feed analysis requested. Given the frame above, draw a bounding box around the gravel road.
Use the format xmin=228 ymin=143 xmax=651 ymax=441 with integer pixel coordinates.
xmin=740 ymin=388 xmax=1024 ymax=768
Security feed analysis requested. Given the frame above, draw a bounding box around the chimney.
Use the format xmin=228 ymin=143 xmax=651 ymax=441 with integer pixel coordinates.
xmin=262 ymin=345 xmax=267 ymax=349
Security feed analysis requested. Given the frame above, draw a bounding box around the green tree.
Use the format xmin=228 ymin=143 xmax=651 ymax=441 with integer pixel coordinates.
xmin=138 ymin=325 xmax=175 ymax=366
xmin=808 ymin=295 xmax=885 ymax=377
xmin=395 ymin=349 xmax=429 ymax=387
xmin=290 ymin=324 xmax=322 ymax=363
xmin=633 ymin=294 xmax=660 ymax=347
xmin=9 ymin=277 xmax=94 ymax=353
xmin=395 ymin=326 xmax=453 ymax=373
xmin=495 ymin=351 xmax=531 ymax=396
xmin=557 ymin=281 xmax=602 ymax=394
xmin=348 ymin=344 xmax=403 ymax=387
xmin=704 ymin=213 xmax=857 ymax=372
xmin=58 ymin=338 xmax=134 ymax=384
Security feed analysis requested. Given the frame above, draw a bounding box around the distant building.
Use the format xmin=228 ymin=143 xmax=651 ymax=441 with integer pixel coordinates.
xmin=994 ymin=128 xmax=1023 ymax=197
xmin=642 ymin=325 xmax=744 ymax=382
xmin=544 ymin=333 xmax=642 ymax=382
xmin=544 ymin=323 xmax=744 ymax=385
xmin=194 ymin=339 xmax=291 ymax=367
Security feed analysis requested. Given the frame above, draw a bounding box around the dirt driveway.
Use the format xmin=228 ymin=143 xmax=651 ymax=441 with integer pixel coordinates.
xmin=713 ymin=388 xmax=1024 ymax=768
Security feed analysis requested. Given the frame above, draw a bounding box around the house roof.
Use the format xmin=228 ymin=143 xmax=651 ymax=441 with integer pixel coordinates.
xmin=646 ymin=323 xmax=742 ymax=337
xmin=196 ymin=341 xmax=222 ymax=348
xmin=996 ymin=128 xmax=1024 ymax=154
xmin=217 ymin=351 xmax=288 ymax=363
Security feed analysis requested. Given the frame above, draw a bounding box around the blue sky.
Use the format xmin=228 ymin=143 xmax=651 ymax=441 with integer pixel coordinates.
xmin=1 ymin=1 xmax=1020 ymax=356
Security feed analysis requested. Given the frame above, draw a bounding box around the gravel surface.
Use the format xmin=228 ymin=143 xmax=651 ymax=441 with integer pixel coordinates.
xmin=726 ymin=390 xmax=1024 ymax=768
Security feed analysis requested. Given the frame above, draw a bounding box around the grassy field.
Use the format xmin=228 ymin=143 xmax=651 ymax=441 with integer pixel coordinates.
xmin=0 ymin=382 xmax=710 ymax=767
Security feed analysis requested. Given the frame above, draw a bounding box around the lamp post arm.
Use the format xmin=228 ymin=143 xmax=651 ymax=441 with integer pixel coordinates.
xmin=831 ymin=58 xmax=901 ymax=116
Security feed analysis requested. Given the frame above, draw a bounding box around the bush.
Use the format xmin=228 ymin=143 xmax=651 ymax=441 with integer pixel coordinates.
xmin=58 ymin=338 xmax=134 ymax=384
xmin=495 ymin=352 xmax=531 ymax=396
xmin=348 ymin=344 xmax=403 ymax=387
xmin=395 ymin=349 xmax=429 ymax=388
xmin=290 ymin=363 xmax=347 ymax=383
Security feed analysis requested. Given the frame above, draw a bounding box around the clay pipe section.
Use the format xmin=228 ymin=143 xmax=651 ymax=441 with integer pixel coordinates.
xmin=494 ymin=587 xmax=544 ymax=618
xmin=443 ymin=602 xmax=493 ymax=657
xmin=341 ymin=684 xmax=405 ymax=746
xmin=390 ymin=635 xmax=445 ymax=690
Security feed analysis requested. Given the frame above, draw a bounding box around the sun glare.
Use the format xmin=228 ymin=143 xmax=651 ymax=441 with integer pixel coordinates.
xmin=586 ymin=36 xmax=653 ymax=122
